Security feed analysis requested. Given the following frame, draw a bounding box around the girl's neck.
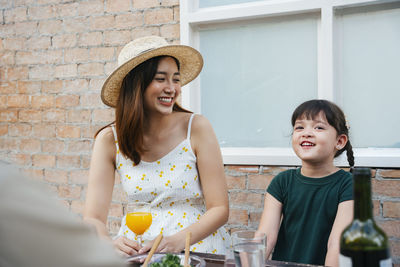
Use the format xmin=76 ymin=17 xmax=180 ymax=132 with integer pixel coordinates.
xmin=300 ymin=162 xmax=339 ymax=178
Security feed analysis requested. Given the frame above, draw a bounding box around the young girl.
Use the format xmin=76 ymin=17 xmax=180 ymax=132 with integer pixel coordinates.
xmin=84 ymin=36 xmax=230 ymax=256
xmin=256 ymin=99 xmax=355 ymax=266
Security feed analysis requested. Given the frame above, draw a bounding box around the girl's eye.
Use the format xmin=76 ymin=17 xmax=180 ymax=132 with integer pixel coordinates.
xmin=315 ymin=126 xmax=325 ymax=130
xmin=294 ymin=126 xmax=303 ymax=130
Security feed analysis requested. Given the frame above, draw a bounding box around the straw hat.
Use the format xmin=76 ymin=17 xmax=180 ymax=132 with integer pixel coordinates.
xmin=101 ymin=36 xmax=203 ymax=107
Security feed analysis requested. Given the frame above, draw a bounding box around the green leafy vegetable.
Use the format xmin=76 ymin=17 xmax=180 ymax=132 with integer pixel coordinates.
xmin=149 ymin=254 xmax=184 ymax=267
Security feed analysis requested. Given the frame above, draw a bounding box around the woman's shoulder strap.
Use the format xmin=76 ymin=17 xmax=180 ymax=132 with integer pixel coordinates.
xmin=186 ymin=113 xmax=195 ymax=139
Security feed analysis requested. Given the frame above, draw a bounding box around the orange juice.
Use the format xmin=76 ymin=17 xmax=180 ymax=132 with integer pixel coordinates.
xmin=126 ymin=212 xmax=152 ymax=235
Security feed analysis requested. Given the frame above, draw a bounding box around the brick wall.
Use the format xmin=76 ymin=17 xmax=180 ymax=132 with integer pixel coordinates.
xmin=1 ymin=0 xmax=399 ymax=265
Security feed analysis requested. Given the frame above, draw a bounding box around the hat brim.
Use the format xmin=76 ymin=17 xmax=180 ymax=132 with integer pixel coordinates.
xmin=101 ymin=45 xmax=203 ymax=107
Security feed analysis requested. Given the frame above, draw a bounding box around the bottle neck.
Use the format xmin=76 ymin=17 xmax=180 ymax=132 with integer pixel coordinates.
xmin=353 ymin=174 xmax=373 ymax=221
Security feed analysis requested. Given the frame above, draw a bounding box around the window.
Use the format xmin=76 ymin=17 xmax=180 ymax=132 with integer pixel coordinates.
xmin=180 ymin=0 xmax=400 ymax=167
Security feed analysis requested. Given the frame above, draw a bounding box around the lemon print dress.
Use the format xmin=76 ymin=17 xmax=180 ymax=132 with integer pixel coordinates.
xmin=112 ymin=114 xmax=230 ymax=254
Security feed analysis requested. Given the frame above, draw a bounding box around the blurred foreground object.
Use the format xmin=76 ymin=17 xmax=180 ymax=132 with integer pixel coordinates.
xmin=0 ymin=160 xmax=127 ymax=267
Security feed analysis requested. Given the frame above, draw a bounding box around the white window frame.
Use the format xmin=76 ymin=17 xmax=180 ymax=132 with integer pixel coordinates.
xmin=179 ymin=0 xmax=400 ymax=167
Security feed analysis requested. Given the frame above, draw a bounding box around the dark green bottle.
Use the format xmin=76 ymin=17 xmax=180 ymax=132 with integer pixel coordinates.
xmin=339 ymin=167 xmax=392 ymax=267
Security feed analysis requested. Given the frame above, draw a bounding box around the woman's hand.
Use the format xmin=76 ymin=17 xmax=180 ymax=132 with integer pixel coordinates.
xmin=139 ymin=235 xmax=185 ymax=254
xmin=113 ymin=236 xmax=141 ymax=257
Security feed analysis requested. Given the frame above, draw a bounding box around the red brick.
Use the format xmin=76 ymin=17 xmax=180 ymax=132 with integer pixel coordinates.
xmin=377 ymin=220 xmax=400 ymax=238
xmin=70 ymin=169 xmax=89 ymax=184
xmin=33 ymin=123 xmax=56 ymax=138
xmin=55 ymin=64 xmax=78 ymax=78
xmin=133 ymin=0 xmax=160 ymax=9
xmin=162 ymin=0 xmax=179 ymax=5
xmin=160 ymin=23 xmax=180 ymax=39
xmin=64 ymin=48 xmax=89 ymax=63
xmin=20 ymin=138 xmax=40 ymax=152
xmin=1 ymin=81 xmax=17 ymax=94
xmin=230 ymin=192 xmax=263 ymax=208
xmin=0 ymin=51 xmax=15 ymax=65
xmin=383 ymin=202 xmax=400 ymax=218
xmin=2 ymin=37 xmax=25 ymax=50
xmin=42 ymin=109 xmax=66 ymax=122
xmin=89 ymin=47 xmax=115 ymax=62
xmin=105 ymin=61 xmax=118 ymax=76
xmin=7 ymin=153 xmax=31 ymax=165
xmin=115 ymin=13 xmax=143 ymax=29
xmin=81 ymin=93 xmax=104 ymax=107
xmin=21 ymin=49 xmax=63 ymax=65
xmin=82 ymin=125 xmax=102 ymax=139
xmin=42 ymin=139 xmax=65 ymax=153
xmin=71 ymin=200 xmax=85 ymax=214
xmin=0 ymin=124 xmax=8 ymax=136
xmin=88 ymin=78 xmax=104 ymax=91
xmin=77 ymin=0 xmax=104 ymax=16
xmin=91 ymin=15 xmax=115 ymax=31
xmin=44 ymin=169 xmax=68 ymax=184
xmin=56 ymin=95 xmax=79 ymax=108
xmin=7 ymin=66 xmax=29 ymax=80
xmin=7 ymin=95 xmax=30 ymax=108
xmin=248 ymin=174 xmax=274 ymax=190
xmin=57 ymin=125 xmax=81 ymax=138
xmin=29 ymin=65 xmax=55 ymax=80
xmin=56 ymin=2 xmax=78 ymax=17
xmin=93 ymin=108 xmax=114 ymax=123
xmin=380 ymin=170 xmax=400 ymax=178
xmin=8 ymin=123 xmax=32 ymax=137
xmin=26 ymin=36 xmax=51 ymax=50
xmin=64 ymin=17 xmax=89 ymax=33
xmin=373 ymin=200 xmax=380 ymax=217
xmin=390 ymin=240 xmax=400 ymax=264
xmin=68 ymin=140 xmax=92 ymax=153
xmin=132 ymin=26 xmax=160 ymax=39
xmin=144 ymin=8 xmax=174 ymax=25
xmin=4 ymin=6 xmax=27 ymax=23
xmin=52 ymin=34 xmax=77 ymax=48
xmin=0 ymin=110 xmax=18 ymax=122
xmin=57 ymin=155 xmax=81 ymax=168
xmin=28 ymin=5 xmax=56 ymax=20
xmin=31 ymin=95 xmax=55 ymax=109
xmin=67 ymin=109 xmax=91 ymax=123
xmin=228 ymin=209 xmax=248 ymax=225
xmin=78 ymin=62 xmax=104 ymax=76
xmin=64 ymin=79 xmax=89 ymax=93
xmin=42 ymin=80 xmax=63 ymax=94
xmin=373 ymin=179 xmax=400 ymax=197
xmin=22 ymin=169 xmax=44 ymax=181
xmin=103 ymin=30 xmax=131 ymax=46
xmin=38 ymin=20 xmax=63 ymax=35
xmin=78 ymin=31 xmax=103 ymax=47
xmin=58 ymin=185 xmax=82 ymax=199
xmin=0 ymin=96 xmax=6 ymax=108
xmin=14 ymin=21 xmax=37 ymax=36
xmin=226 ymin=175 xmax=246 ymax=190
xmin=82 ymin=155 xmax=91 ymax=169
xmin=106 ymin=0 xmax=131 ymax=13
xmin=0 ymin=138 xmax=18 ymax=150
xmin=249 ymin=211 xmax=262 ymax=228
xmin=17 ymin=81 xmax=41 ymax=94
xmin=226 ymin=165 xmax=260 ymax=174
xmin=18 ymin=109 xmax=41 ymax=122
xmin=32 ymin=154 xmax=56 ymax=167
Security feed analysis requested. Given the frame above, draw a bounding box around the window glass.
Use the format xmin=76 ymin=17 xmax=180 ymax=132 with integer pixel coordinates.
xmin=338 ymin=6 xmax=400 ymax=148
xmin=199 ymin=15 xmax=318 ymax=147
xmin=199 ymin=0 xmax=265 ymax=8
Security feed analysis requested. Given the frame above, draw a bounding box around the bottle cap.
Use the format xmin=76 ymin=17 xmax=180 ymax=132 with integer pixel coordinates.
xmin=352 ymin=167 xmax=371 ymax=177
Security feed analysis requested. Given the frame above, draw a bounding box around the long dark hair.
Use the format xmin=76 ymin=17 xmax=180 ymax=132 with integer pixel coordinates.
xmin=96 ymin=56 xmax=190 ymax=165
xmin=291 ymin=99 xmax=354 ymax=167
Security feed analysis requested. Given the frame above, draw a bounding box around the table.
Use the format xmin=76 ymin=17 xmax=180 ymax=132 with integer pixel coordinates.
xmin=191 ymin=252 xmax=325 ymax=267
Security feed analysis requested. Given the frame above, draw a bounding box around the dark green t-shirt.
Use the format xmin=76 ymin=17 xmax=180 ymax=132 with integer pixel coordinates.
xmin=267 ymin=168 xmax=353 ymax=265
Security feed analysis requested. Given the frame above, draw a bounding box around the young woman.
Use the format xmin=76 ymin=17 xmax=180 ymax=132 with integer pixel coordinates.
xmin=256 ymin=99 xmax=355 ymax=266
xmin=84 ymin=36 xmax=230 ymax=256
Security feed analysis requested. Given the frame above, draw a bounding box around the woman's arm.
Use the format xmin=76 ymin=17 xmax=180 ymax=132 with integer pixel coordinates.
xmin=256 ymin=193 xmax=283 ymax=259
xmin=83 ymin=127 xmax=140 ymax=256
xmin=325 ymin=200 xmax=354 ymax=267
xmin=141 ymin=115 xmax=229 ymax=253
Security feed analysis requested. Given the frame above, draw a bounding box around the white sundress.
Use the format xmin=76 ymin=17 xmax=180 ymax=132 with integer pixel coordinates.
xmin=112 ymin=114 xmax=230 ymax=254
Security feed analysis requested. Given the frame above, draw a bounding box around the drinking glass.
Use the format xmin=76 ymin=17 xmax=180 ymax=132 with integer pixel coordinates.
xmin=232 ymin=230 xmax=266 ymax=267
xmin=125 ymin=201 xmax=152 ymax=247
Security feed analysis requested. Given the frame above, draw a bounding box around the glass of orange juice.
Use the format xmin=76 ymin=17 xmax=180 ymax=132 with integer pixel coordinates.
xmin=126 ymin=201 xmax=152 ymax=247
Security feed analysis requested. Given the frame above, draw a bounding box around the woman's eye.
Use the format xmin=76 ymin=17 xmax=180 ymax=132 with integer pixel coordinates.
xmin=154 ymin=77 xmax=165 ymax=81
xmin=173 ymin=78 xmax=181 ymax=83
